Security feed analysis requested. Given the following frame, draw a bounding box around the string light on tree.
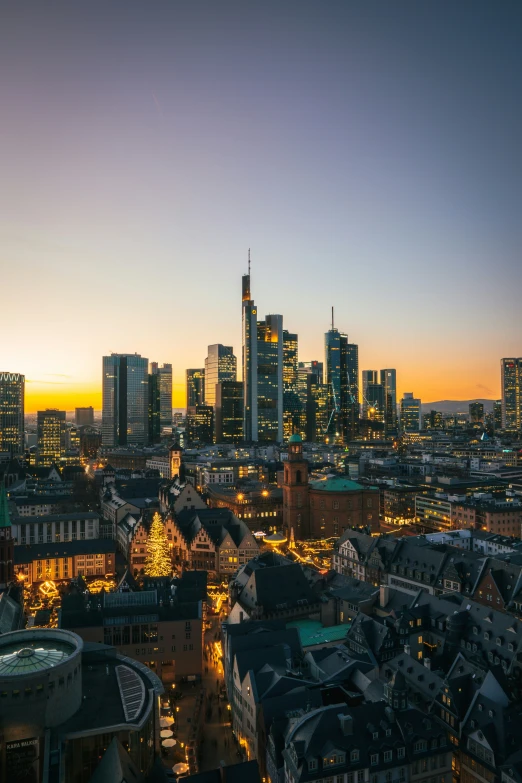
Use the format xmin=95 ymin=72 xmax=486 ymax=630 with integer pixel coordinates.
xmin=144 ymin=512 xmax=172 ymax=577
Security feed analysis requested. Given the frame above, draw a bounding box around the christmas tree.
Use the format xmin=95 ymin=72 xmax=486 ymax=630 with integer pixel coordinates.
xmin=144 ymin=512 xmax=172 ymax=577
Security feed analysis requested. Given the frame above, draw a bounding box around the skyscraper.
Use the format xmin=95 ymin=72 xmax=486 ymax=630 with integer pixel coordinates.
xmin=298 ymin=362 xmax=325 ymax=442
xmin=75 ymin=407 xmax=94 ymax=427
xmin=215 ymin=381 xmax=244 ymax=443
xmin=362 ymin=371 xmax=378 ymax=418
xmin=37 ymin=409 xmax=66 ymax=465
xmin=186 ymin=405 xmax=214 ymax=445
xmin=151 ymin=362 xmax=173 ymax=429
xmin=204 ymin=345 xmax=236 ymax=407
xmin=469 ymin=402 xmax=484 ymax=424
xmin=494 ymin=399 xmax=502 ymax=430
xmin=0 ymin=372 xmax=24 ymax=456
xmin=102 ymin=353 xmax=148 ymax=447
xmin=380 ymin=369 xmax=397 ymax=435
xmin=242 ymin=261 xmax=283 ymax=442
xmin=283 ymin=330 xmax=300 ymax=440
xmin=324 ymin=318 xmax=359 ymax=443
xmin=400 ymin=393 xmax=421 ymax=432
xmin=148 ymin=372 xmax=161 ymax=444
xmin=186 ymin=369 xmax=205 ymax=408
xmin=501 ymin=358 xmax=522 ymax=430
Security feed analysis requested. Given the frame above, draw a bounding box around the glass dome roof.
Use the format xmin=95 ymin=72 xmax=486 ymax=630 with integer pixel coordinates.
xmin=0 ymin=639 xmax=75 ymax=676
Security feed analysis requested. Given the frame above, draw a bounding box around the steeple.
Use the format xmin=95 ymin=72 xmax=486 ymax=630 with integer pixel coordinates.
xmin=0 ymin=484 xmax=11 ymax=529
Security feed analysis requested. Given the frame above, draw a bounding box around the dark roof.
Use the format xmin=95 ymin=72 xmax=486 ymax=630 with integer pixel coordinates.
xmin=247 ymin=562 xmax=316 ymax=613
xmin=14 ymin=538 xmax=116 ymax=564
xmin=182 ymin=760 xmax=261 ymax=783
xmin=12 ymin=511 xmax=100 ymax=525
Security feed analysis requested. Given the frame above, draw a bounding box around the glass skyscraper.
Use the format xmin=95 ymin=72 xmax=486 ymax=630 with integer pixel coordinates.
xmin=215 ymin=381 xmax=244 ymax=443
xmin=186 ymin=369 xmax=205 ymax=408
xmin=242 ymin=268 xmax=284 ymax=442
xmin=37 ymin=409 xmax=66 ymax=466
xmin=0 ymin=372 xmax=24 ymax=456
xmin=400 ymin=392 xmax=421 ymax=432
xmin=283 ymin=330 xmax=300 ymax=440
xmin=324 ymin=327 xmax=359 ymax=443
xmin=380 ymin=369 xmax=397 ymax=435
xmin=501 ymin=358 xmax=522 ymax=430
xmin=102 ymin=353 xmax=148 ymax=447
xmin=151 ymin=362 xmax=173 ymax=429
xmin=204 ymin=345 xmax=237 ymax=407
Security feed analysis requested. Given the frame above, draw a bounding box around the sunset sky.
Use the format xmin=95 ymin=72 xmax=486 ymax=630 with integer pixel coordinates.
xmin=2 ymin=1 xmax=521 ymax=412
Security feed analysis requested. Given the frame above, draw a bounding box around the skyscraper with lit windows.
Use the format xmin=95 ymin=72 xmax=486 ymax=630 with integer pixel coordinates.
xmin=242 ymin=262 xmax=284 ymax=442
xmin=324 ymin=322 xmax=359 ymax=443
xmin=204 ymin=345 xmax=237 ymax=407
xmin=0 ymin=372 xmax=24 ymax=457
xmin=186 ymin=369 xmax=205 ymax=408
xmin=150 ymin=362 xmax=172 ymax=429
xmin=501 ymin=358 xmax=522 ymax=431
xmin=102 ymin=353 xmax=148 ymax=447
xmin=37 ymin=409 xmax=66 ymax=465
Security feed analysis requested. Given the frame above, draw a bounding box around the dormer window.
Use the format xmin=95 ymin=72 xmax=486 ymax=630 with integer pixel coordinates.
xmin=308 ymin=758 xmax=318 ymax=771
xmin=398 ymin=747 xmax=405 ymax=759
xmin=373 ymin=732 xmax=379 ymax=740
xmin=484 ymin=632 xmax=490 ymax=641
xmin=351 ymin=750 xmax=360 ymax=762
xmin=370 ymin=754 xmax=379 ymax=765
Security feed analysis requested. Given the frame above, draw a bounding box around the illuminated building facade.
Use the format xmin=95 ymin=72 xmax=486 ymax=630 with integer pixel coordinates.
xmin=423 ymin=410 xmax=444 ymax=430
xmin=309 ymin=476 xmax=379 ymax=537
xmin=0 ymin=372 xmax=24 ymax=457
xmin=242 ymin=266 xmax=284 ymax=442
xmin=204 ymin=345 xmax=236 ymax=407
xmin=186 ymin=368 xmax=205 ymax=408
xmin=283 ymin=330 xmax=300 ymax=440
xmin=298 ymin=361 xmax=326 ymax=441
xmin=215 ymin=381 xmax=243 ymax=443
xmin=0 ymin=485 xmax=13 ymax=588
xmin=37 ymin=409 xmax=66 ymax=466
xmin=380 ymin=368 xmax=397 ymax=434
xmin=324 ymin=326 xmax=359 ymax=443
xmin=102 ymin=353 xmax=148 ymax=447
xmin=501 ymin=358 xmax=522 ymax=430
xmin=494 ymin=399 xmax=502 ymax=429
xmin=186 ymin=405 xmax=214 ymax=445
xmin=150 ymin=362 xmax=172 ymax=428
xmin=400 ymin=392 xmax=421 ymax=432
xmin=469 ymin=401 xmax=484 ymax=424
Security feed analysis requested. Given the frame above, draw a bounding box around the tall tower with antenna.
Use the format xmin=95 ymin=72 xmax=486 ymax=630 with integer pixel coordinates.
xmin=324 ymin=310 xmax=359 ymax=443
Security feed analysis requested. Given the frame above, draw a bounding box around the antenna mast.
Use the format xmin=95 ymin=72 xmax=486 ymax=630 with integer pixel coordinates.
xmin=331 ymin=306 xmax=334 ymax=331
xmin=248 ymin=248 xmax=251 ymax=277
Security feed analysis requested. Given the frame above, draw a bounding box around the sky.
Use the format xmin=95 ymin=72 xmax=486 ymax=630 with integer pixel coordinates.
xmin=1 ymin=1 xmax=521 ymax=412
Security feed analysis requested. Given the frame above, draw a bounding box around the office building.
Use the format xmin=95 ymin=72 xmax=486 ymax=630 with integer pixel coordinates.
xmin=380 ymin=368 xmax=397 ymax=434
xmin=147 ymin=371 xmax=161 ymax=444
xmin=324 ymin=319 xmax=359 ymax=443
xmin=424 ymin=409 xmax=444 ymax=430
xmin=469 ymin=401 xmax=484 ymax=424
xmin=204 ymin=345 xmax=236 ymax=407
xmin=242 ymin=265 xmax=284 ymax=442
xmin=186 ymin=405 xmax=214 ymax=445
xmin=0 ymin=372 xmax=24 ymax=457
xmin=186 ymin=368 xmax=205 ymax=408
xmin=361 ymin=370 xmax=378 ymax=417
xmin=150 ymin=362 xmax=172 ymax=428
xmin=215 ymin=381 xmax=244 ymax=443
xmin=400 ymin=392 xmax=421 ymax=432
xmin=501 ymin=358 xmax=522 ymax=430
xmin=283 ymin=330 xmax=300 ymax=440
xmin=102 ymin=353 xmax=148 ymax=447
xmin=37 ymin=409 xmax=66 ymax=466
xmin=74 ymin=406 xmax=94 ymax=427
xmin=494 ymin=398 xmax=502 ymax=429
xmin=298 ymin=361 xmax=326 ymax=442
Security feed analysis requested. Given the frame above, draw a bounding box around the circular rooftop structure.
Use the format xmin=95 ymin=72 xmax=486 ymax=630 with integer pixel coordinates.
xmin=288 ymin=433 xmax=302 ymax=443
xmin=0 ymin=639 xmax=76 ymax=676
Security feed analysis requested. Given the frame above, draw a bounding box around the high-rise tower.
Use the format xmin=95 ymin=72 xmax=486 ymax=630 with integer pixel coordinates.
xmin=150 ymin=362 xmax=173 ymax=429
xmin=501 ymin=358 xmax=522 ymax=431
xmin=0 ymin=372 xmax=24 ymax=457
xmin=324 ymin=312 xmax=359 ymax=443
xmin=242 ymin=255 xmax=284 ymax=442
xmin=380 ymin=369 xmax=397 ymax=435
xmin=204 ymin=345 xmax=237 ymax=407
xmin=102 ymin=353 xmax=148 ymax=447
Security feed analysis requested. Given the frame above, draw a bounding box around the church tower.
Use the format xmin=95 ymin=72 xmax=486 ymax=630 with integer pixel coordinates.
xmin=169 ymin=443 xmax=182 ymax=480
xmin=282 ymin=434 xmax=310 ymax=541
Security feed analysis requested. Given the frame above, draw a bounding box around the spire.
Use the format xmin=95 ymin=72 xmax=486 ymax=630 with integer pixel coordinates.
xmin=331 ymin=306 xmax=334 ymax=331
xmin=0 ymin=484 xmax=11 ymax=529
xmin=248 ymin=247 xmax=251 ymax=277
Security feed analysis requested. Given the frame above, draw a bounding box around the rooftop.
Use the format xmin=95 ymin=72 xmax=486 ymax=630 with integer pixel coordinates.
xmin=309 ymin=477 xmax=373 ymax=492
xmin=286 ymin=619 xmax=350 ymax=648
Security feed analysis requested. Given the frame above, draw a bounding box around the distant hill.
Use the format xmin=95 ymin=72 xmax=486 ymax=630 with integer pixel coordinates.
xmin=421 ymin=399 xmax=495 ymax=414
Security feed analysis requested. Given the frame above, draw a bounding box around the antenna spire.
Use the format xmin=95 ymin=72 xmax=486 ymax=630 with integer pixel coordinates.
xmin=331 ymin=306 xmax=334 ymax=331
xmin=248 ymin=248 xmax=251 ymax=277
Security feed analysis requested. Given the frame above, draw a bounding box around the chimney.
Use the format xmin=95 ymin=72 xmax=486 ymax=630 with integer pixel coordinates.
xmin=338 ymin=714 xmax=353 ymax=736
xmin=380 ymin=584 xmax=390 ymax=607
xmin=424 ymin=657 xmax=431 ymax=670
xmin=404 ymin=644 xmax=411 ymax=656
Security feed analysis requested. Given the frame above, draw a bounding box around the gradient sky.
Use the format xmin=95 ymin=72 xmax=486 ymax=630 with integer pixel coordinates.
xmin=2 ymin=1 xmax=521 ymax=411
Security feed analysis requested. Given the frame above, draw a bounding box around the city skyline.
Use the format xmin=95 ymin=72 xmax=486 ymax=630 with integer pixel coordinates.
xmin=3 ymin=1 xmax=522 ymax=412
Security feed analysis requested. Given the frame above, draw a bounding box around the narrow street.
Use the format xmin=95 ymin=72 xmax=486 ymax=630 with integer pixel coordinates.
xmin=198 ymin=615 xmax=243 ymax=771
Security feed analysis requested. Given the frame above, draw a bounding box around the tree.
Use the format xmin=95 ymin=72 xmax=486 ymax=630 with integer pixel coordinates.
xmin=144 ymin=512 xmax=172 ymax=577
